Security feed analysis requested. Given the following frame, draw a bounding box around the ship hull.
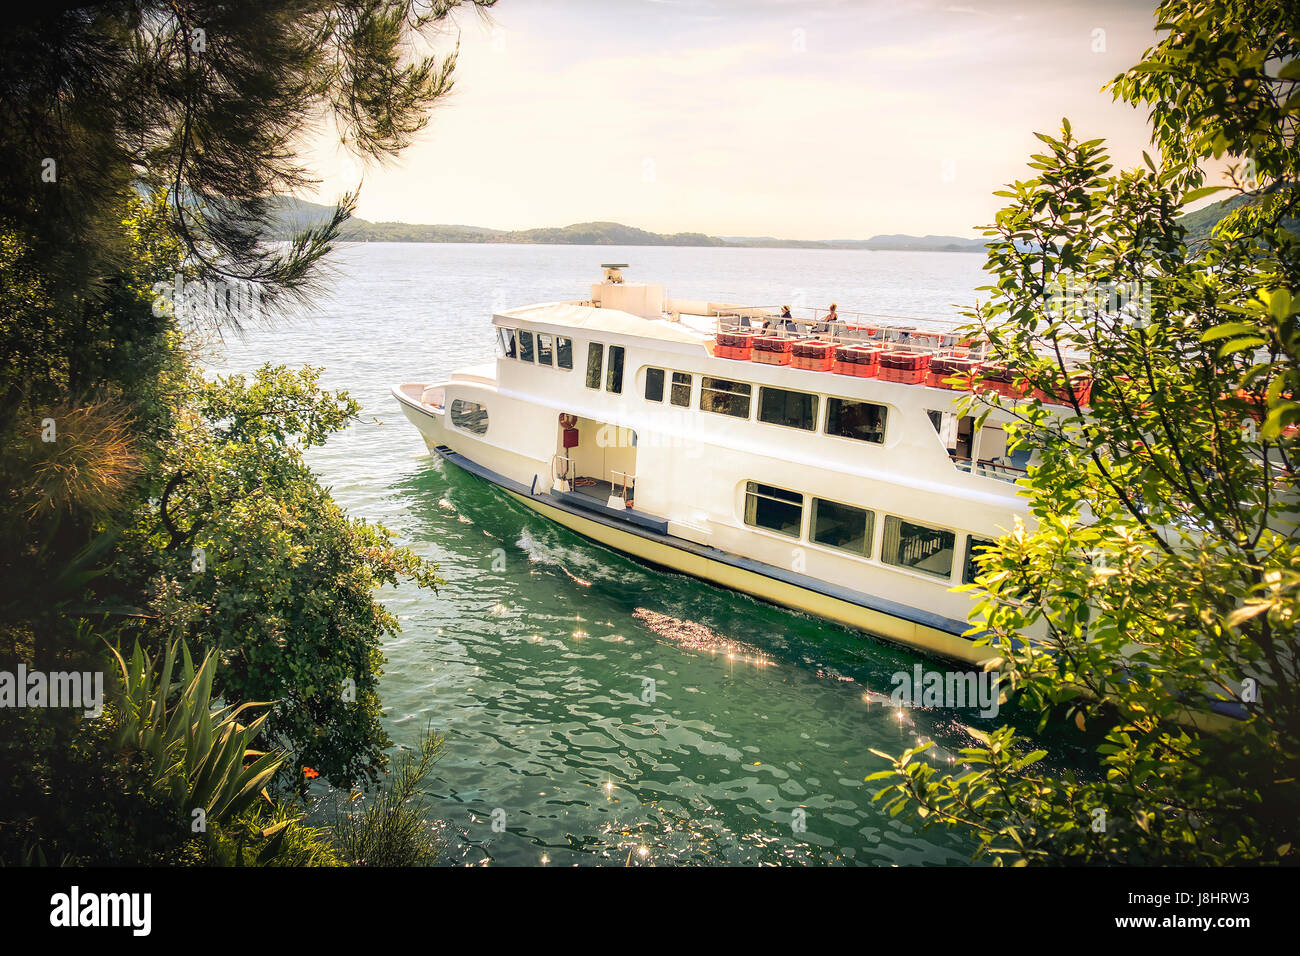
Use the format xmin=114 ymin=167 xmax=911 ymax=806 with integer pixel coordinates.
xmin=502 ymin=484 xmax=989 ymax=664
xmin=394 ymin=384 xmax=992 ymax=666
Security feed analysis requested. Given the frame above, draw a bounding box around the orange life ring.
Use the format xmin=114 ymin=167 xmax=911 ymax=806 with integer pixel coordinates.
xmin=559 ymin=413 xmax=577 ymax=428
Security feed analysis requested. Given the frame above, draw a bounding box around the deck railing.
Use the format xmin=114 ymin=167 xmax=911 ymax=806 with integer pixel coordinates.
xmin=952 ymin=456 xmax=1029 ymax=482
xmin=551 ymin=453 xmax=573 ymax=487
xmin=611 ymin=470 xmax=636 ymax=505
xmin=710 ymin=307 xmax=987 ymax=358
xmin=709 ymin=308 xmax=1100 ymax=371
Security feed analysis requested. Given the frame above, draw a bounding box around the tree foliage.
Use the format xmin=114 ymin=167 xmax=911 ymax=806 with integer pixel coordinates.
xmin=0 ymin=1 xmax=488 ymax=862
xmin=872 ymin=0 xmax=1299 ymax=864
xmin=0 ymin=1 xmax=490 ymax=320
xmin=116 ymin=365 xmax=441 ymax=785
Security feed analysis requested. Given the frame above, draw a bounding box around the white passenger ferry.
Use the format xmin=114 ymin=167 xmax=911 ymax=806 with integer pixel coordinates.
xmin=394 ymin=266 xmax=1053 ymax=664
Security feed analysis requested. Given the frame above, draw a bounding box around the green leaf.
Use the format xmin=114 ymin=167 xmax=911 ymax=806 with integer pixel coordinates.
xmin=1216 ymin=337 xmax=1267 ymax=357
xmin=1268 ymin=288 xmax=1294 ymax=321
xmin=1201 ymin=322 xmax=1265 ymax=342
xmin=1020 ymin=749 xmax=1048 ymax=767
xmin=1181 ymin=185 xmax=1228 ymax=205
xmin=1226 ymin=603 xmax=1270 ymax=627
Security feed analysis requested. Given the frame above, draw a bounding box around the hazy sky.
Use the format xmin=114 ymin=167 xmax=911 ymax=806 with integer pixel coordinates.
xmin=302 ymin=0 xmax=1165 ymax=240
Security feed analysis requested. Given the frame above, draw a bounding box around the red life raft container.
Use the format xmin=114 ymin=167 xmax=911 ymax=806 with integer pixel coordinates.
xmin=714 ymin=331 xmax=757 ymax=360
xmin=751 ymin=335 xmax=793 ymax=365
xmin=833 ymin=345 xmax=882 ymax=377
xmin=1032 ymin=375 xmax=1093 ymax=407
xmin=927 ymin=356 xmax=981 ymax=390
xmin=879 ymin=351 xmax=931 ymax=384
xmin=791 ymin=340 xmax=834 ymax=371
xmin=978 ymin=364 xmax=1028 ymax=398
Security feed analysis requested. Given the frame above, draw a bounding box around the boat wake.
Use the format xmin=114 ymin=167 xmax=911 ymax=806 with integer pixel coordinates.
xmin=515 ymin=528 xmax=615 ymax=588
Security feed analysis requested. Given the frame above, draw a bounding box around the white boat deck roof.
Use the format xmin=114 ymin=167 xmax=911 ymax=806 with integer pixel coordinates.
xmin=496 ymin=301 xmax=714 ymax=346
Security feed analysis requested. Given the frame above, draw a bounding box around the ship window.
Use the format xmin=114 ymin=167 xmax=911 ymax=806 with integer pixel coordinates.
xmin=963 ymin=536 xmax=996 ymax=585
xmin=449 ymin=399 xmax=489 ymax=436
xmin=585 ymin=343 xmax=603 ymax=389
xmin=537 ymin=333 xmax=554 ymax=366
xmin=881 ymin=516 xmax=956 ymax=579
xmin=759 ymin=387 xmax=819 ymax=431
xmin=825 ymin=397 xmax=887 ymax=444
xmin=498 ymin=328 xmax=517 ymax=359
xmin=744 ymin=482 xmax=803 ymax=538
xmin=811 ymin=498 xmax=873 ymax=557
xmin=557 ymin=337 xmax=574 ymax=369
xmin=929 ymin=410 xmax=975 ymax=459
xmin=606 ymin=345 xmax=625 ymax=393
xmin=645 ymin=367 xmax=665 ymax=403
xmin=518 ymin=330 xmax=535 ymax=363
xmin=670 ymin=372 xmax=692 ymax=407
xmin=700 ymin=377 xmax=752 ymax=418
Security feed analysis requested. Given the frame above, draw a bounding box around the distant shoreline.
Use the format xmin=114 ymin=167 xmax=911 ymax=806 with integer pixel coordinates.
xmin=270 ymin=192 xmax=1266 ymax=253
xmin=270 ymin=197 xmax=989 ymax=254
xmin=327 ymin=237 xmax=988 ymax=253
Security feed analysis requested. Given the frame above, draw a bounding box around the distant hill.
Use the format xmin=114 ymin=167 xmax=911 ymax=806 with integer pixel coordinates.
xmin=266 ymin=198 xmax=981 ymax=252
xmin=267 ymin=199 xmax=726 ymax=247
xmin=266 ymin=194 xmax=1288 ymax=252
xmin=1179 ymin=191 xmax=1299 ymax=242
xmin=722 ymin=233 xmax=986 ymax=252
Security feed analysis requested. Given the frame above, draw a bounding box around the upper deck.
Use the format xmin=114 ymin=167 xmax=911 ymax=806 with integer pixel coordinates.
xmin=498 ymin=295 xmax=987 ymax=360
xmin=496 ymin=264 xmax=1087 ymax=393
xmin=474 ymin=268 xmax=1067 ymax=502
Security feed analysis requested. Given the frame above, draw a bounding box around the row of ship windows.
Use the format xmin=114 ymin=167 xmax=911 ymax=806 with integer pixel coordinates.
xmin=499 ymin=328 xmax=576 ymax=369
xmin=447 ymin=391 xmax=991 ymax=584
xmin=497 ymin=329 xmax=630 ymax=394
xmin=644 ymin=367 xmax=887 ymax=445
xmin=498 ymin=329 xmax=889 ymax=445
xmin=744 ymin=481 xmax=993 ymax=585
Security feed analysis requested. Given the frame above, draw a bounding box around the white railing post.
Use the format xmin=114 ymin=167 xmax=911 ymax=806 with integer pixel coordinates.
xmin=551 ymin=454 xmax=573 ymax=493
xmin=610 ymin=469 xmax=636 ymax=510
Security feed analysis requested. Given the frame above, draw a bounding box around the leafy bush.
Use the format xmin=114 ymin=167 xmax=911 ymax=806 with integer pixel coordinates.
xmin=332 ymin=731 xmax=446 ymax=867
xmin=0 ymin=2 xmax=481 ymax=864
xmin=115 ymin=366 xmax=442 ymax=788
xmin=111 ymin=640 xmax=284 ymax=825
xmin=871 ymin=0 xmax=1300 ymax=864
xmin=0 ymin=702 xmax=198 ymax=866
